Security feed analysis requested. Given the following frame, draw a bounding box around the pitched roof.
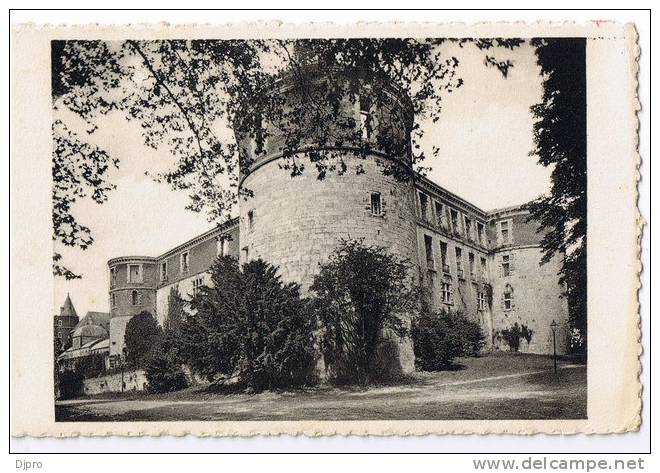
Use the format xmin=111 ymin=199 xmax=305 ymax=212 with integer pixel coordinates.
xmin=58 ymin=293 xmax=77 ymax=318
xmin=75 ymin=311 xmax=111 ymax=331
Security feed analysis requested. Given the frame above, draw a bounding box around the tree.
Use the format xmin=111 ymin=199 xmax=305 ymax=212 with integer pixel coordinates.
xmin=144 ymin=286 xmax=189 ymax=393
xmin=180 ymin=256 xmax=317 ymax=391
xmin=51 ymin=38 xmax=521 ymax=277
xmin=123 ymin=311 xmax=162 ymax=368
xmin=310 ymin=239 xmax=419 ymax=384
xmin=527 ymin=39 xmax=587 ymax=352
xmin=164 ymin=285 xmax=185 ymax=335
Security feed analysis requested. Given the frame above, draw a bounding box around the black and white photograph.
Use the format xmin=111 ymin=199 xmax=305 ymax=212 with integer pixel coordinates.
xmin=49 ymin=35 xmax=588 ymax=422
xmin=9 ymin=15 xmax=645 ymax=445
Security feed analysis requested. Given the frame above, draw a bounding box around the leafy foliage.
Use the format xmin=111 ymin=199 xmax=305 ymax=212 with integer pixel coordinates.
xmin=180 ymin=256 xmax=318 ymax=391
xmin=51 ymin=38 xmax=521 ymax=276
xmin=144 ymin=336 xmax=189 ymax=393
xmin=74 ymin=352 xmax=107 ymax=378
xmin=527 ymin=38 xmax=587 ymax=352
xmin=411 ymin=309 xmax=485 ymax=371
xmin=164 ymin=286 xmax=185 ymax=335
xmin=123 ymin=311 xmax=162 ymax=368
xmin=57 ymin=369 xmax=84 ymax=399
xmin=52 ymin=119 xmax=118 ymax=279
xmin=498 ymin=322 xmax=533 ymax=352
xmin=144 ymin=286 xmax=189 ymax=393
xmin=310 ymin=239 xmax=419 ymax=384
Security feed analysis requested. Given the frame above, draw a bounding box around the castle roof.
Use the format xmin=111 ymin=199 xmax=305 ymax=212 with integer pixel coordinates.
xmin=72 ymin=323 xmax=108 ymax=340
xmin=58 ymin=337 xmax=110 ymax=360
xmin=58 ymin=293 xmax=77 ymax=318
xmin=75 ymin=311 xmax=111 ymax=332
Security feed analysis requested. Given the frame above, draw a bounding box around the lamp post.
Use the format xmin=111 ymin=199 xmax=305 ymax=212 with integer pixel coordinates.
xmin=550 ymin=320 xmax=558 ymax=374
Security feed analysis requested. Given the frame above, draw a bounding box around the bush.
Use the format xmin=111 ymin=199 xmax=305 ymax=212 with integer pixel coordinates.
xmin=411 ymin=309 xmax=485 ymax=371
xmin=57 ymin=369 xmax=84 ymax=399
xmin=310 ymin=239 xmax=418 ymax=384
xmin=144 ymin=335 xmax=189 ymax=393
xmin=181 ymin=256 xmax=318 ymax=392
xmin=74 ymin=352 xmax=107 ymax=378
xmin=499 ymin=323 xmax=533 ymax=352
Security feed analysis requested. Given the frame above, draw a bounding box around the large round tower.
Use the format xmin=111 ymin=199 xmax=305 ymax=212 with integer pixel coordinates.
xmin=235 ymin=65 xmax=418 ymax=374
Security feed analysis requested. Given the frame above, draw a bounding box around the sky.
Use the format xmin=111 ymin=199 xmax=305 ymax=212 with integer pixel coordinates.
xmin=53 ymin=40 xmax=549 ymax=318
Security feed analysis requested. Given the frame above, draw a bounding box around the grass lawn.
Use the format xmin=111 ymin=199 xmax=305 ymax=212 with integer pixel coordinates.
xmin=55 ymin=353 xmax=586 ymax=422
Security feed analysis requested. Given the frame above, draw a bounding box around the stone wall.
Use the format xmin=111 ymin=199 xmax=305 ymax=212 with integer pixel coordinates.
xmin=82 ymin=369 xmax=148 ymax=395
xmin=490 ymin=247 xmax=569 ymax=355
xmin=109 ymin=315 xmax=133 ymax=358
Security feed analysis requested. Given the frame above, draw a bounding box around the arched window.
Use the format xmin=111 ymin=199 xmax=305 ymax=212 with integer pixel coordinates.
xmin=131 ymin=290 xmax=139 ymax=306
xmin=503 ymin=284 xmax=514 ymax=311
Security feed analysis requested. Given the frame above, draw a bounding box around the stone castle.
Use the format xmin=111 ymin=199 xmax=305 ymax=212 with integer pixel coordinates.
xmin=60 ymin=65 xmax=570 ymax=375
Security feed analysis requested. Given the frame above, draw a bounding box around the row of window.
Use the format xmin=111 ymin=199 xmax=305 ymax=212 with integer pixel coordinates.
xmin=110 ymin=275 xmax=207 ymax=309
xmin=424 ymin=234 xmax=487 ymax=280
xmin=109 ymin=255 xmax=193 ymax=288
xmin=438 ymin=281 xmax=513 ymax=312
xmin=418 ymin=192 xmax=486 ymax=244
xmin=110 ymin=290 xmax=142 ymax=308
xmin=417 ymin=191 xmax=515 ymax=247
xmin=439 ymin=280 xmax=488 ymax=311
xmin=245 ymin=95 xmax=379 ymax=159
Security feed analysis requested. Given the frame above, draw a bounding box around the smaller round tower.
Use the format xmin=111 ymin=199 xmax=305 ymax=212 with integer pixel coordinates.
xmin=107 ymin=256 xmax=158 ymax=361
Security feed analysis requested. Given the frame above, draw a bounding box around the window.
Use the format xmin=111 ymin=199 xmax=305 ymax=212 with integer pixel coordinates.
xmin=247 ymin=210 xmax=255 ymax=231
xmin=478 ymin=290 xmax=486 ymax=311
xmin=251 ymin=114 xmax=265 ymax=157
xmin=424 ymin=235 xmax=435 ymax=270
xmin=419 ymin=192 xmax=429 ymax=221
xmin=500 ymin=220 xmax=511 ymax=244
xmin=434 ymin=201 xmax=444 ymax=229
xmin=58 ymin=320 xmax=63 ymax=327
xmin=469 ymin=252 xmax=476 ymax=278
xmin=192 ymin=276 xmax=204 ymax=297
xmin=503 ymin=284 xmax=514 ymax=311
xmin=450 ymin=209 xmax=459 ymax=235
xmin=180 ymin=251 xmax=190 ymax=273
xmin=477 ymin=222 xmax=485 ymax=244
xmin=440 ymin=242 xmax=449 ymax=273
xmin=359 ymin=95 xmax=372 ymax=140
xmin=464 ymin=217 xmax=472 ymax=240
xmin=217 ymin=237 xmax=229 ymax=257
xmin=111 ymin=293 xmax=117 ymax=308
xmin=127 ymin=264 xmax=142 ymax=283
xmin=131 ymin=290 xmax=139 ymax=306
xmin=160 ymin=261 xmax=168 ymax=282
xmin=502 ymin=254 xmax=511 ymax=277
xmin=370 ymin=192 xmax=382 ymax=216
xmin=480 ymin=257 xmax=487 ymax=279
xmin=241 ymin=246 xmax=249 ymax=262
xmin=110 ymin=267 xmax=117 ymax=287
xmin=441 ymin=281 xmax=453 ymax=305
xmin=455 ymin=247 xmax=464 ymax=278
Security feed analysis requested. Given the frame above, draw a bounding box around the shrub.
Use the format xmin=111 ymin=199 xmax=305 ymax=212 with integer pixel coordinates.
xmin=124 ymin=311 xmax=162 ymax=368
xmin=57 ymin=369 xmax=84 ymax=399
xmin=181 ymin=256 xmax=318 ymax=391
xmin=74 ymin=352 xmax=107 ymax=378
xmin=499 ymin=322 xmax=533 ymax=352
xmin=144 ymin=335 xmax=189 ymax=393
xmin=310 ymin=239 xmax=419 ymax=384
xmin=411 ymin=309 xmax=485 ymax=371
